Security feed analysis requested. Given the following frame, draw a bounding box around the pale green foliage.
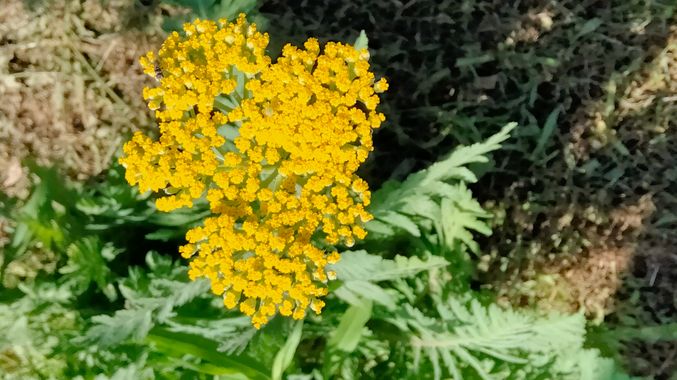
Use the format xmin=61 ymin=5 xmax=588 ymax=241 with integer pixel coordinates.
xmin=390 ymin=295 xmax=602 ymax=380
xmin=368 ymin=123 xmax=515 ymax=255
xmin=271 ymin=321 xmax=304 ymax=380
xmin=0 ymin=124 xmax=632 ymax=380
xmin=554 ymin=349 xmax=634 ymax=380
xmin=84 ymin=309 xmax=154 ymax=348
xmin=0 ymin=284 xmax=76 ymax=379
xmin=353 ymin=30 xmax=369 ymax=51
xmin=328 ymin=299 xmax=373 ymax=353
xmin=93 ymin=360 xmax=154 ymax=380
xmin=331 ymin=250 xmax=449 ymax=282
xmin=80 ymin=252 xmax=217 ymax=347
xmin=328 ymin=250 xmax=448 ymax=309
xmin=160 ymin=0 xmax=263 ymax=31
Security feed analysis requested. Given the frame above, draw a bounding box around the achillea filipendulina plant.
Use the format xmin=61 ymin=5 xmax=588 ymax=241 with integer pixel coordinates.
xmin=119 ymin=15 xmax=387 ymax=328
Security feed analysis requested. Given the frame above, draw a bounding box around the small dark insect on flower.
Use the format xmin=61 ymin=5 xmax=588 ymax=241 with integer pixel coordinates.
xmin=154 ymin=62 xmax=163 ymax=80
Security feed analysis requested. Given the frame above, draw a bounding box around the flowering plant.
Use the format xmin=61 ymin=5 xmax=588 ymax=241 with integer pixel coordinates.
xmin=119 ymin=15 xmax=387 ymax=328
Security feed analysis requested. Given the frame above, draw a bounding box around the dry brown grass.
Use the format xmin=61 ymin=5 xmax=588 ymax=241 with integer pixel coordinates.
xmin=0 ymin=0 xmax=166 ymax=197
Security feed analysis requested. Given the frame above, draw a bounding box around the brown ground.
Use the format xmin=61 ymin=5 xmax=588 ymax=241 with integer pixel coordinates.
xmin=0 ymin=0 xmax=166 ymax=198
xmin=492 ymin=195 xmax=654 ymax=320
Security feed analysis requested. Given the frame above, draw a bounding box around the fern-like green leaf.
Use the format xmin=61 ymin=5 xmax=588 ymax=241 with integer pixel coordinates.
xmin=164 ymin=317 xmax=255 ymax=355
xmin=59 ymin=236 xmax=118 ymax=299
xmin=329 ymin=251 xmax=447 ymax=309
xmin=370 ymin=123 xmax=515 ymax=213
xmin=367 ymin=123 xmax=516 ymax=256
xmin=80 ymin=252 xmax=211 ymax=348
xmin=392 ymin=295 xmax=612 ymax=380
xmin=330 ymin=250 xmax=449 ymax=282
xmin=81 ymin=309 xmax=154 ymax=348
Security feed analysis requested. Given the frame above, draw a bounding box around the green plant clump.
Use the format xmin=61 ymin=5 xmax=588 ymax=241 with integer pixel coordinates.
xmin=0 ymin=124 xmax=632 ymax=379
xmin=1 ymin=2 xmax=668 ymax=379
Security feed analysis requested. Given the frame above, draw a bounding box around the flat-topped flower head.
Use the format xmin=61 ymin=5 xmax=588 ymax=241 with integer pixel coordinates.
xmin=120 ymin=15 xmax=387 ymax=328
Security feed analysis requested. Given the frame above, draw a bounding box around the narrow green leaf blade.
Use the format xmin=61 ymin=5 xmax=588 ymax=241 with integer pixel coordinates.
xmin=147 ymin=327 xmax=270 ymax=380
xmin=271 ymin=321 xmax=304 ymax=380
xmin=327 ymin=299 xmax=372 ymax=353
xmin=532 ymin=105 xmax=562 ymax=158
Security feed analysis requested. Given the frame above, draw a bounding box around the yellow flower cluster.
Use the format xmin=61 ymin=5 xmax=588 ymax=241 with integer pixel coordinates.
xmin=119 ymin=15 xmax=387 ymax=328
xmin=120 ymin=15 xmax=269 ymax=211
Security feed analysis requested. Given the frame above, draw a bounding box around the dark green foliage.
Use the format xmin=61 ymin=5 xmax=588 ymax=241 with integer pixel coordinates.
xmin=257 ymin=0 xmax=676 ymax=277
xmin=260 ymin=0 xmax=675 ymax=184
xmin=60 ymin=237 xmax=118 ymax=300
xmin=256 ymin=6 xmax=677 ymax=376
xmin=1 ymin=164 xmax=208 ymax=285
